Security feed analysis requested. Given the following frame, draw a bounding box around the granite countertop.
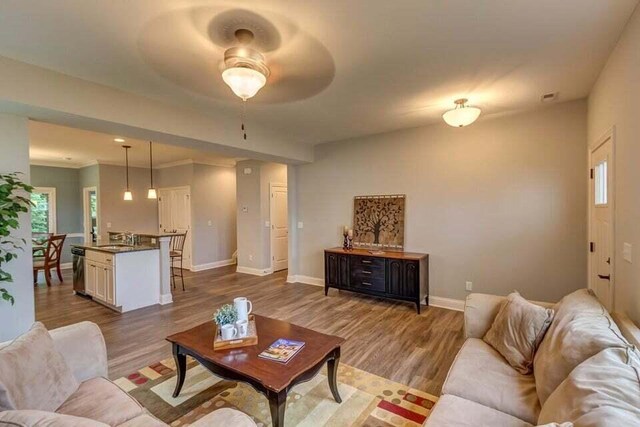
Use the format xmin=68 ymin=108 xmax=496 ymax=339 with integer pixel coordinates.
xmin=108 ymin=231 xmax=183 ymax=238
xmin=71 ymin=242 xmax=159 ymax=254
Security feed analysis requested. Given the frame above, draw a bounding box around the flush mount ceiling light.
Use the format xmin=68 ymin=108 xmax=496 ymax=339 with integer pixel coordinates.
xmin=221 ymin=29 xmax=270 ymax=140
xmin=442 ymin=98 xmax=481 ymax=128
xmin=114 ymin=138 xmax=125 ymax=143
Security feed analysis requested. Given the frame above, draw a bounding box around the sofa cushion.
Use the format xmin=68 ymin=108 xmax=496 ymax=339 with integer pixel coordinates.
xmin=538 ymin=347 xmax=640 ymax=425
xmin=117 ymin=413 xmax=166 ymax=427
xmin=0 ymin=322 xmax=79 ymax=412
xmin=190 ymin=408 xmax=257 ymax=427
xmin=56 ymin=377 xmax=144 ymax=426
xmin=442 ymin=338 xmax=540 ymax=424
xmin=533 ymin=289 xmax=630 ymax=404
xmin=0 ymin=409 xmax=108 ymax=426
xmin=483 ymin=292 xmax=554 ymax=374
xmin=424 ymin=394 xmax=533 ymax=427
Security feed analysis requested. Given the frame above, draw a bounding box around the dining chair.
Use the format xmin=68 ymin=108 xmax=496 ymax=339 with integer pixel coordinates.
xmin=170 ymin=232 xmax=188 ymax=291
xmin=32 ymin=232 xmax=53 ymax=257
xmin=33 ymin=234 xmax=66 ymax=286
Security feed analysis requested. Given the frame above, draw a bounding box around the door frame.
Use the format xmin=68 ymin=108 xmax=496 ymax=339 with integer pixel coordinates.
xmin=588 ymin=126 xmax=615 ymax=309
xmin=158 ymin=186 xmax=193 ymax=270
xmin=82 ymin=186 xmax=98 ymax=242
xmin=269 ymin=182 xmax=288 ymax=272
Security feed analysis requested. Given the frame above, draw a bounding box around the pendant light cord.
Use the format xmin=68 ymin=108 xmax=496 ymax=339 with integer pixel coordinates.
xmin=125 ymin=146 xmax=130 ymax=190
xmin=149 ymin=141 xmax=154 ymax=188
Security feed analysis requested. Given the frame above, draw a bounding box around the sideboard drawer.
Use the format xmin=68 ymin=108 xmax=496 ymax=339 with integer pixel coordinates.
xmin=351 ymin=274 xmax=385 ymax=292
xmin=350 ymin=256 xmax=384 ymax=273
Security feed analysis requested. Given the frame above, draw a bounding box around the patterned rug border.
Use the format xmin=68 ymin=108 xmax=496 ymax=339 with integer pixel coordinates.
xmin=114 ymin=357 xmax=439 ymax=427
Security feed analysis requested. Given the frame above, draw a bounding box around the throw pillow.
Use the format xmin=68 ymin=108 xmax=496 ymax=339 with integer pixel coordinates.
xmin=483 ymin=292 xmax=554 ymax=374
xmin=0 ymin=322 xmax=79 ymax=411
xmin=0 ymin=410 xmax=108 ymax=427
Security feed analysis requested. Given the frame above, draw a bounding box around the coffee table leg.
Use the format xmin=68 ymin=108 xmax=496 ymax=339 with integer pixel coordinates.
xmin=268 ymin=390 xmax=286 ymax=427
xmin=327 ymin=347 xmax=342 ymax=403
xmin=172 ymin=344 xmax=187 ymax=398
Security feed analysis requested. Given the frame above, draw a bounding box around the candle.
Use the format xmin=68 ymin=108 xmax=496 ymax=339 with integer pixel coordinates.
xmin=343 ymin=225 xmax=348 ymax=235
xmin=347 ymin=229 xmax=353 ymax=238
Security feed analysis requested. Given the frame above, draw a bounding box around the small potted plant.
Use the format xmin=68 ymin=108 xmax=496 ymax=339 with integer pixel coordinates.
xmin=213 ymin=304 xmax=238 ymax=326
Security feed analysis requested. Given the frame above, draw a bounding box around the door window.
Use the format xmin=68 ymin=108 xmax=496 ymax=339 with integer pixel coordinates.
xmin=594 ymin=160 xmax=608 ymax=206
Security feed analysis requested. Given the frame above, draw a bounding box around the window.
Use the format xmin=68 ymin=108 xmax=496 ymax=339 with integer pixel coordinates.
xmin=594 ymin=160 xmax=608 ymax=206
xmin=31 ymin=187 xmax=56 ymax=233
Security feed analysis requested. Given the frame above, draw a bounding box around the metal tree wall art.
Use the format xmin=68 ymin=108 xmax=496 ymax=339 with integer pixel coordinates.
xmin=353 ymin=195 xmax=405 ymax=249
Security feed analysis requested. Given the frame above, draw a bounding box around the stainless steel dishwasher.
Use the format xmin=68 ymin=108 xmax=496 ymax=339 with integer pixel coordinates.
xmin=71 ymin=246 xmax=86 ymax=295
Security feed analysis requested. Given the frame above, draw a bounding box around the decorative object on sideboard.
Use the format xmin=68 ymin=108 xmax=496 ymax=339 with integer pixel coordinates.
xmin=342 ymin=226 xmax=349 ymax=250
xmin=353 ymin=194 xmax=405 ymax=249
xmin=0 ymin=172 xmax=33 ymax=305
xmin=347 ymin=229 xmax=353 ymax=250
xmin=213 ymin=303 xmax=238 ymax=326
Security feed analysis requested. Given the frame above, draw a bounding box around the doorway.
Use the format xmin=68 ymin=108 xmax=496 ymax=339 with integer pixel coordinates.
xmin=589 ymin=130 xmax=614 ymax=311
xmin=83 ymin=187 xmax=98 ymax=243
xmin=158 ymin=186 xmax=192 ymax=270
xmin=270 ymin=183 xmax=288 ymax=272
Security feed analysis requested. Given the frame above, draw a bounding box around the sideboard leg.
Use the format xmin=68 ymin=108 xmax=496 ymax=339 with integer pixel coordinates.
xmin=415 ymin=300 xmax=421 ymax=314
xmin=324 ymin=285 xmax=328 ymax=296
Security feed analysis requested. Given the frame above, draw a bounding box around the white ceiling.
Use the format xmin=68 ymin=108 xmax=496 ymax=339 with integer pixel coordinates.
xmin=29 ymin=121 xmax=237 ymax=168
xmin=0 ymin=1 xmax=637 ymax=145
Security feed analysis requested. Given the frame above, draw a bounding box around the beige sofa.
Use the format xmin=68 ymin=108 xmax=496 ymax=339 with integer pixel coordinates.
xmin=0 ymin=321 xmax=256 ymax=426
xmin=425 ymin=289 xmax=640 ymax=426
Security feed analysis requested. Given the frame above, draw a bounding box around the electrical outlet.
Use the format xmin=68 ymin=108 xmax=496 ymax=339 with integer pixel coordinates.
xmin=297 ymin=221 xmax=304 ymax=229
xmin=107 ymin=222 xmax=112 ymax=229
xmin=623 ymin=243 xmax=632 ymax=263
xmin=465 ymin=281 xmax=473 ymax=292
xmin=242 ymin=206 xmax=248 ymax=213
xmin=207 ymin=220 xmax=212 ymax=226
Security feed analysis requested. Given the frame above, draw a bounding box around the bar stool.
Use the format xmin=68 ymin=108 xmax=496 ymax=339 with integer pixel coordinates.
xmin=170 ymin=232 xmax=188 ymax=291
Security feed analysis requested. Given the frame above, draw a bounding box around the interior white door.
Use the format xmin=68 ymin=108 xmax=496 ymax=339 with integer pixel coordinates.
xmin=589 ymin=137 xmax=613 ymax=311
xmin=270 ymin=184 xmax=288 ymax=272
xmin=158 ymin=187 xmax=192 ymax=269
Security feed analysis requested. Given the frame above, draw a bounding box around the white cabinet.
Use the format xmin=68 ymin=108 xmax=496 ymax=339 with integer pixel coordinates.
xmin=85 ymin=250 xmax=116 ymax=308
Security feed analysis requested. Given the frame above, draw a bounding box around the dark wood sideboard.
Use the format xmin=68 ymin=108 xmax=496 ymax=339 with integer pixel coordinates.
xmin=324 ymin=247 xmax=429 ymax=313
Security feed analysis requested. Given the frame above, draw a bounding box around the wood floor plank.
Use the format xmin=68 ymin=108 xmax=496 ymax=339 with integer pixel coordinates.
xmin=35 ymin=266 xmax=464 ymax=396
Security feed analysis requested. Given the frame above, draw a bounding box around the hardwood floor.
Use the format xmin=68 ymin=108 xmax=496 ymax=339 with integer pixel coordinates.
xmin=35 ymin=266 xmax=464 ymax=396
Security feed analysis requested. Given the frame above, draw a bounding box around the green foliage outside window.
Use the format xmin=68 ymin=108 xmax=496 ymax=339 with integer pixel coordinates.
xmin=31 ymin=192 xmax=49 ymax=233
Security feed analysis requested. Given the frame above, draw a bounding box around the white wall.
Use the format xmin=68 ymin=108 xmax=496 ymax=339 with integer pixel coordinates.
xmin=236 ymin=161 xmax=287 ymax=271
xmin=588 ymin=4 xmax=640 ymax=323
xmin=0 ymin=114 xmax=34 ymax=341
xmin=156 ymin=163 xmax=237 ymax=268
xmin=293 ymin=100 xmax=588 ymax=302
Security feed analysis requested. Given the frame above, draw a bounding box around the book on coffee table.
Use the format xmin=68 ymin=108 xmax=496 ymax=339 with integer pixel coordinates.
xmin=258 ymin=338 xmax=305 ymax=363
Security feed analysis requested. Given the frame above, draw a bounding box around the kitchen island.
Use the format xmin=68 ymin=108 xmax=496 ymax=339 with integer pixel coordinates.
xmin=72 ymin=243 xmax=160 ymax=312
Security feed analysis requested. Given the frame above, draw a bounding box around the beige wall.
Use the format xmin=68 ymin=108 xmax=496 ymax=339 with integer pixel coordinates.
xmin=293 ymin=100 xmax=588 ymax=302
xmin=98 ymin=164 xmax=159 ymax=237
xmin=236 ymin=161 xmax=287 ymax=271
xmin=0 ymin=114 xmax=34 ymax=341
xmin=588 ymin=5 xmax=640 ymax=323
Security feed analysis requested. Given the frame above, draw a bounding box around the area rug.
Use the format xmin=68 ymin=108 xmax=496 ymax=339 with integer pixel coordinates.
xmin=114 ymin=356 xmax=438 ymax=426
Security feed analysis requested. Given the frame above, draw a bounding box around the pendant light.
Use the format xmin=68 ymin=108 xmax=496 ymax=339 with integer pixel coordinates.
xmin=147 ymin=141 xmax=157 ymax=199
xmin=442 ymin=98 xmax=481 ymax=128
xmin=122 ymin=145 xmax=132 ymax=201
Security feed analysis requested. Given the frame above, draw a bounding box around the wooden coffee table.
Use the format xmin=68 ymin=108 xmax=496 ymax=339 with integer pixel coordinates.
xmin=166 ymin=315 xmax=345 ymax=427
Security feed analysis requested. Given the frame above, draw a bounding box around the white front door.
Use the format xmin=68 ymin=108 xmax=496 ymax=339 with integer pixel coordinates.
xmin=158 ymin=186 xmax=192 ymax=270
xmin=270 ymin=184 xmax=288 ymax=272
xmin=589 ymin=136 xmax=614 ymax=311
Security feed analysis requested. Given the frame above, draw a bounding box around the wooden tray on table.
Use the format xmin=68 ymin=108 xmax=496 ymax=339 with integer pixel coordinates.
xmin=213 ymin=314 xmax=258 ymax=350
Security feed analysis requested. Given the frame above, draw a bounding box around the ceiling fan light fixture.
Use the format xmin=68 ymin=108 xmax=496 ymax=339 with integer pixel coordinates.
xmin=221 ymin=46 xmax=269 ymax=101
xmin=443 ymin=98 xmax=481 ymax=128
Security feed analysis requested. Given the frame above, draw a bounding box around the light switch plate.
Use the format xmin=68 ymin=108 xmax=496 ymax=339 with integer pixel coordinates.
xmin=297 ymin=221 xmax=304 ymax=229
xmin=623 ymin=243 xmax=632 ymax=263
xmin=242 ymin=206 xmax=248 ymax=213
xmin=207 ymin=220 xmax=212 ymax=226
xmin=465 ymin=281 xmax=473 ymax=292
xmin=107 ymin=222 xmax=112 ymax=229
xmin=265 ymin=221 xmax=270 ymax=228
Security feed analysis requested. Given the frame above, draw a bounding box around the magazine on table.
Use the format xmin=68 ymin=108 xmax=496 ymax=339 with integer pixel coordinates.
xmin=258 ymin=339 xmax=305 ymax=363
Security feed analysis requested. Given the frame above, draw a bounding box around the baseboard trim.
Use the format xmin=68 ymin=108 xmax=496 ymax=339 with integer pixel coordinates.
xmin=60 ymin=262 xmax=72 ymax=270
xmin=191 ymin=259 xmax=236 ymax=272
xmin=236 ymin=266 xmax=274 ymax=276
xmin=286 ymin=275 xmax=324 ymax=287
xmin=427 ymin=296 xmax=465 ymax=312
xmin=286 ymin=275 xmax=465 ymax=311
xmin=159 ymin=293 xmax=173 ymax=305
